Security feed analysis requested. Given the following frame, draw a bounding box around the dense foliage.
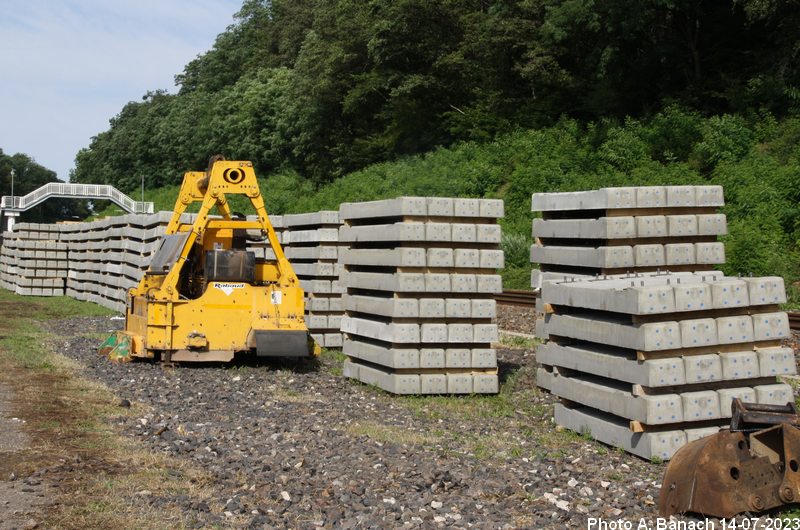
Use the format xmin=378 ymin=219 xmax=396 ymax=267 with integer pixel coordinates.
xmin=72 ymin=0 xmax=800 ymax=187
xmin=114 ymin=108 xmax=799 ymax=297
xmin=0 ymin=150 xmax=88 ymax=223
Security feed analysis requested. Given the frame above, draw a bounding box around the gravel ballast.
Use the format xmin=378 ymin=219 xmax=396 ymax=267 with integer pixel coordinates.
xmin=45 ymin=314 xmax=799 ymax=528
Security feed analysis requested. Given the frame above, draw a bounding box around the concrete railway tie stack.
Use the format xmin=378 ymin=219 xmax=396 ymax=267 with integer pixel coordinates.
xmin=530 ymin=185 xmax=727 ymax=289
xmin=529 ymin=185 xmax=797 ymax=459
xmin=61 ymin=212 xmax=172 ymax=312
xmin=0 ymin=223 xmax=68 ymax=296
xmin=283 ymin=211 xmax=345 ymax=348
xmin=338 ymin=197 xmax=505 ymax=394
xmin=536 ymin=271 xmax=795 ymax=460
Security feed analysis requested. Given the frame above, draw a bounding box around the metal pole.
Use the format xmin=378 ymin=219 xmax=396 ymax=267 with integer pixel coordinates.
xmin=10 ymin=168 xmax=14 ymax=207
xmin=141 ymin=174 xmax=144 ymax=208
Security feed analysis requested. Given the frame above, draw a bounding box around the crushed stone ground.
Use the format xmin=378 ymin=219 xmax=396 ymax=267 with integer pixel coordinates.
xmin=3 ymin=311 xmax=798 ymax=529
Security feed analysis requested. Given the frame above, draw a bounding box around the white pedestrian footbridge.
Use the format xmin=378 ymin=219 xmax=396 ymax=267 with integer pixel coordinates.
xmin=0 ymin=182 xmax=154 ymax=231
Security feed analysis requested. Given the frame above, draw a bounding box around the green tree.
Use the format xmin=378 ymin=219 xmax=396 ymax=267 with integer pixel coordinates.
xmin=73 ymin=0 xmax=800 ymax=187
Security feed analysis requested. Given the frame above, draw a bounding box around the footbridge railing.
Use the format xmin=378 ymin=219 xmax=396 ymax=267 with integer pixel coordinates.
xmin=0 ymin=182 xmax=153 ymax=214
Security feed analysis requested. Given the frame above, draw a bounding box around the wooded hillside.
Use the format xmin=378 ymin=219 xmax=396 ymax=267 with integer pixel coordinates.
xmin=71 ymin=0 xmax=800 ymax=187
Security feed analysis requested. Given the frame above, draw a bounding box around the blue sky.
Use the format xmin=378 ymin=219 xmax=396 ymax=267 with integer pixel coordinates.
xmin=0 ymin=0 xmax=242 ymax=180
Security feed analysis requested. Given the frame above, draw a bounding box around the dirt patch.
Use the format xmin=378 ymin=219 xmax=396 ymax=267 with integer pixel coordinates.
xmin=0 ymin=375 xmax=51 ymax=530
xmin=0 ymin=364 xmax=124 ymax=529
xmin=0 ymin=382 xmax=29 ymax=453
xmin=0 ymin=292 xmax=222 ymax=529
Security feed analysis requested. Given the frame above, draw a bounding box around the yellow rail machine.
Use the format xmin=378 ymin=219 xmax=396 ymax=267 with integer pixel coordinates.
xmin=100 ymin=158 xmax=318 ymax=362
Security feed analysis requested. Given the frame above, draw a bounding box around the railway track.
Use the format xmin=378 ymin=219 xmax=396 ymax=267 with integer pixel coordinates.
xmin=495 ymin=289 xmax=537 ymax=306
xmin=496 ymin=292 xmax=800 ymax=332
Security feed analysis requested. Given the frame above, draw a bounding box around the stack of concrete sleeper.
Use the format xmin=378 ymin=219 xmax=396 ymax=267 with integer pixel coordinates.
xmin=338 ymin=197 xmax=505 ymax=394
xmin=0 ymin=212 xmax=289 ymax=312
xmin=0 ymin=223 xmax=68 ymax=295
xmin=283 ymin=211 xmax=345 ymax=348
xmin=536 ymin=272 xmax=795 ymax=460
xmin=0 ymin=238 xmax=12 ymax=290
xmin=61 ymin=212 xmax=172 ymax=312
xmin=530 ymin=186 xmax=728 ymax=289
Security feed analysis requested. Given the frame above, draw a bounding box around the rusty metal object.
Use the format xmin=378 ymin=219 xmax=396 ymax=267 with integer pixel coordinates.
xmin=659 ymin=400 xmax=800 ymax=518
xmin=731 ymin=400 xmax=800 ymax=432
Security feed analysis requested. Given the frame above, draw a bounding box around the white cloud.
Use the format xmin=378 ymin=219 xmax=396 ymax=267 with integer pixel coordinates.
xmin=0 ymin=0 xmax=242 ymax=179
